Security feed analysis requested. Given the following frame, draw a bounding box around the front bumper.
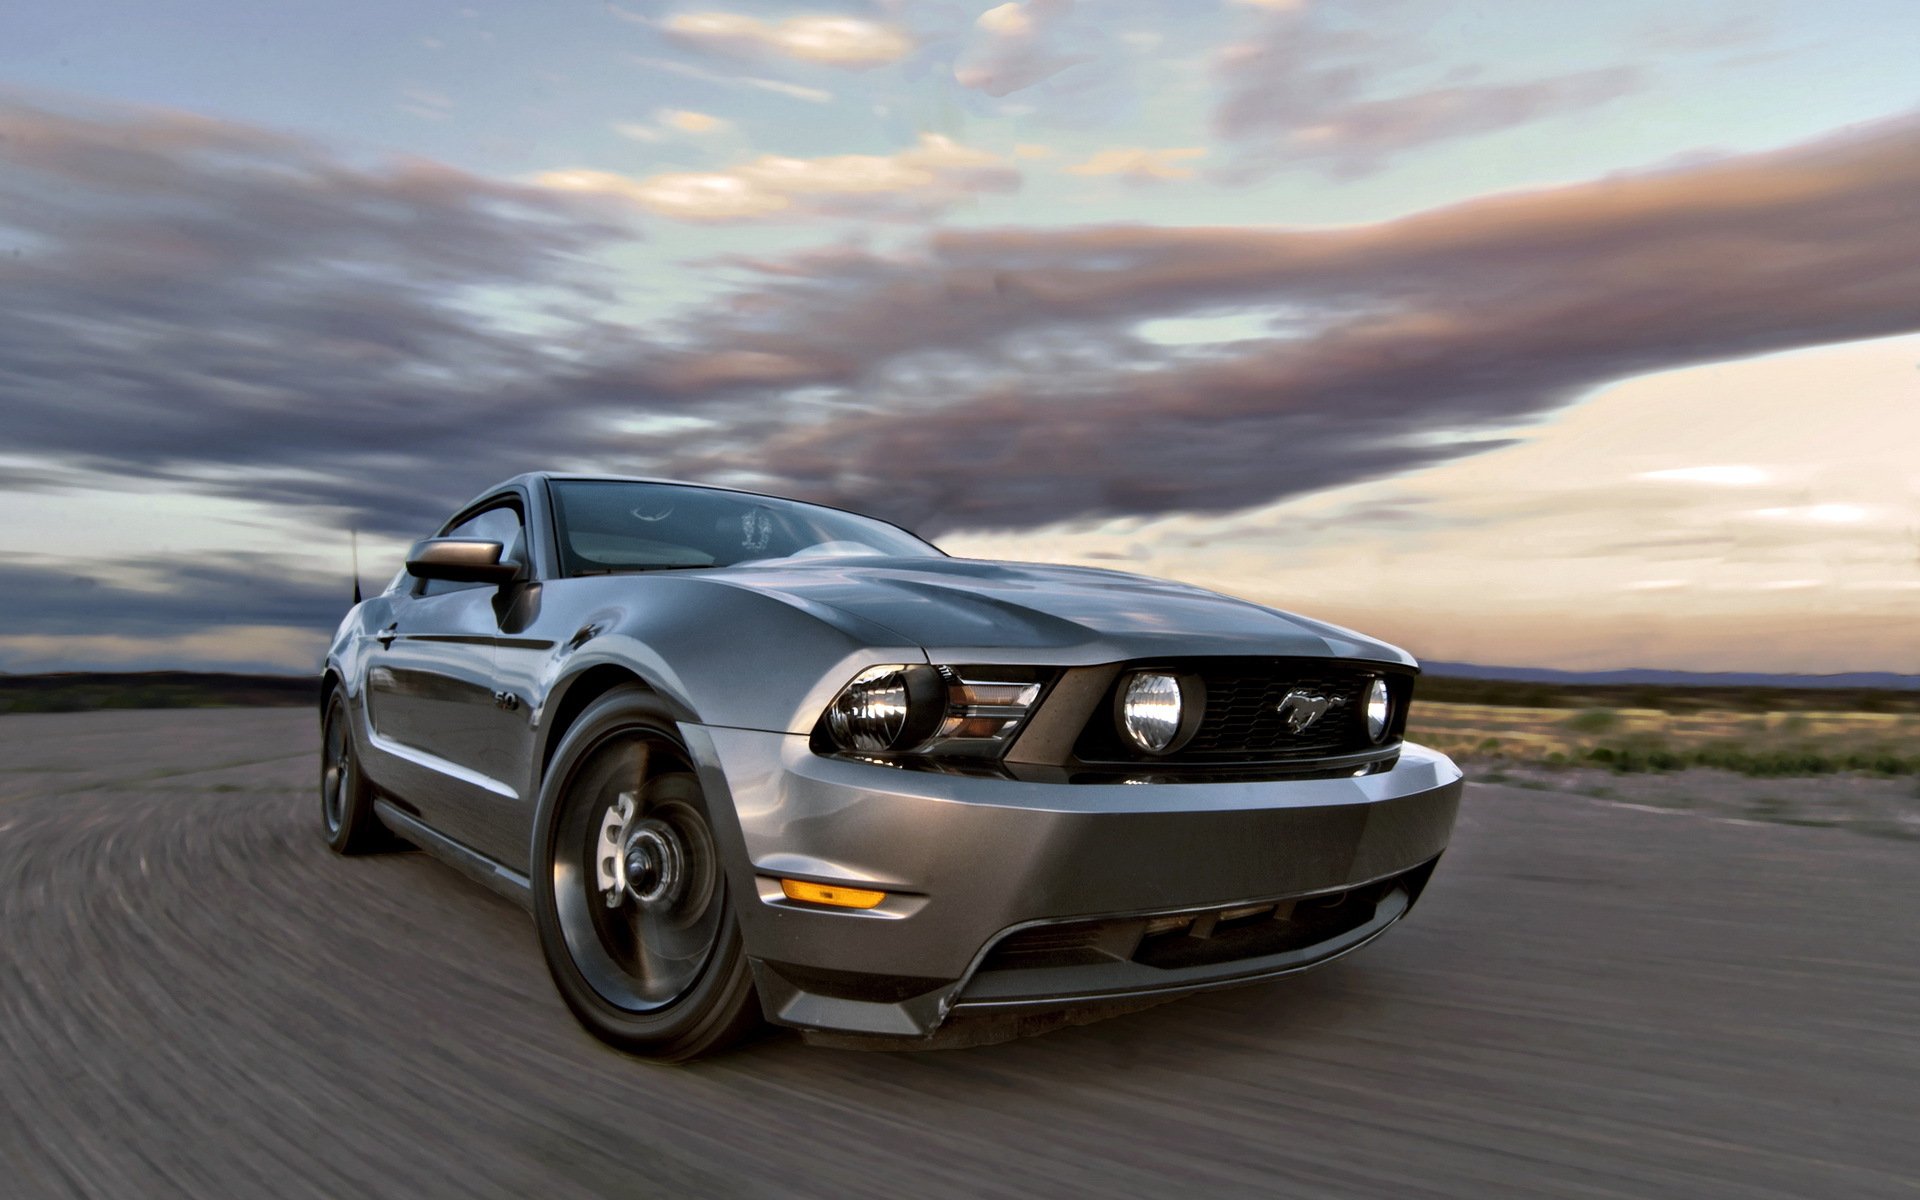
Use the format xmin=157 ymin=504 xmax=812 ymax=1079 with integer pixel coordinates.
xmin=683 ymin=725 xmax=1462 ymax=1038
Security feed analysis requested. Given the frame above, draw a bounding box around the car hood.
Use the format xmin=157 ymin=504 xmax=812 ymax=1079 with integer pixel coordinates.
xmin=708 ymin=556 xmax=1413 ymax=665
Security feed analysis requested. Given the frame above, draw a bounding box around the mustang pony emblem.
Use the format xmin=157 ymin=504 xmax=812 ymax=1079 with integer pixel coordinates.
xmin=1275 ymin=690 xmax=1335 ymax=733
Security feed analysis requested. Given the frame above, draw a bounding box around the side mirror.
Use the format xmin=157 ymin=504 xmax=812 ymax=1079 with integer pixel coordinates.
xmin=406 ymin=538 xmax=524 ymax=584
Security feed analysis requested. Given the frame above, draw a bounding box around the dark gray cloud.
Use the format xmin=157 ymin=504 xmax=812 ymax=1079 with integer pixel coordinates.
xmin=0 ymin=552 xmax=347 ymax=639
xmin=1212 ymin=17 xmax=1641 ymax=178
xmin=3 ymin=93 xmax=1920 ymax=555
xmin=637 ymin=112 xmax=1920 ymax=529
xmin=0 ymin=96 xmax=641 ymax=536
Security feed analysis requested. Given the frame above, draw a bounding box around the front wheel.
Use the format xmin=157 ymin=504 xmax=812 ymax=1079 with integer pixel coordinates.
xmin=320 ymin=692 xmax=389 ymax=854
xmin=531 ymin=688 xmax=759 ymax=1061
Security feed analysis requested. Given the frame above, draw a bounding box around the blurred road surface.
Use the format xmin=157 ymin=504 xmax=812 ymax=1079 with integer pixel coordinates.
xmin=2 ymin=709 xmax=1914 ymax=1198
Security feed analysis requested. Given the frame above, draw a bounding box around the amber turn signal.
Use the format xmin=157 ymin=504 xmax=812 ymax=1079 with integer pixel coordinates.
xmin=780 ymin=878 xmax=886 ymax=909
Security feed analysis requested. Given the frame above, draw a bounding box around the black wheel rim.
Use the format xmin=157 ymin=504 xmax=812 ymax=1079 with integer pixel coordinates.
xmin=551 ymin=733 xmax=724 ymax=1012
xmin=321 ymin=705 xmax=349 ymax=837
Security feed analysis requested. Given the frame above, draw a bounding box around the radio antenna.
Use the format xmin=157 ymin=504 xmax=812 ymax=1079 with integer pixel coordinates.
xmin=351 ymin=528 xmax=364 ymax=606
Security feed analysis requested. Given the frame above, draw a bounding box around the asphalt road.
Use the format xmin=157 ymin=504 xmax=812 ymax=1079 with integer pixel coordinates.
xmin=2 ymin=708 xmax=1915 ymax=1199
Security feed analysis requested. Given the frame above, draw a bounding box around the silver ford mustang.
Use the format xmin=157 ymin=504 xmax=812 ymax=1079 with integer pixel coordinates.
xmin=321 ymin=473 xmax=1463 ymax=1059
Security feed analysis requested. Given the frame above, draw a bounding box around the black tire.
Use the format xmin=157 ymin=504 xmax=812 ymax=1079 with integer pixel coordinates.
xmin=320 ymin=691 xmax=389 ymax=855
xmin=531 ymin=687 xmax=760 ymax=1061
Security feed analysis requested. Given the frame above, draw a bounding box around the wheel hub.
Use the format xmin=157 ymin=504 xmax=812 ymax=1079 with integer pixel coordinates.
xmin=595 ymin=794 xmax=685 ymax=909
xmin=322 ymin=718 xmax=348 ymax=834
xmin=624 ymin=842 xmax=661 ymax=896
xmin=621 ymin=822 xmax=682 ymax=906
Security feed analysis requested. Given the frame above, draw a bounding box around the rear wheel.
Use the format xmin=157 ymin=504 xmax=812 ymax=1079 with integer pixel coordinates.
xmin=531 ymin=688 xmax=759 ymax=1061
xmin=320 ymin=692 xmax=388 ymax=854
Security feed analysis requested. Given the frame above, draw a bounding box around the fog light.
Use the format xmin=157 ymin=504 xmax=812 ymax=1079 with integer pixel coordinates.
xmin=780 ymin=879 xmax=886 ymax=909
xmin=1118 ymin=671 xmax=1203 ymax=754
xmin=1365 ymin=677 xmax=1392 ymax=743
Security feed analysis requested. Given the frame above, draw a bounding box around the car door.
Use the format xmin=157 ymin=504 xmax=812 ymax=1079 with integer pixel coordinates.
xmin=365 ymin=500 xmax=527 ymax=852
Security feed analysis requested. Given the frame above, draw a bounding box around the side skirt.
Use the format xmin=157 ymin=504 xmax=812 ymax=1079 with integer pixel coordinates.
xmin=374 ymin=799 xmax=533 ymax=911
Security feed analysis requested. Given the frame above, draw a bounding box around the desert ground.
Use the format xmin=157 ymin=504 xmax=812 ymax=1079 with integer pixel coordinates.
xmin=2 ymin=707 xmax=1915 ymax=1198
xmin=1411 ymin=702 xmax=1920 ymax=841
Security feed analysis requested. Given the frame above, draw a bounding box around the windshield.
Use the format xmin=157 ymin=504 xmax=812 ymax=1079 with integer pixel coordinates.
xmin=548 ymin=481 xmax=942 ymax=575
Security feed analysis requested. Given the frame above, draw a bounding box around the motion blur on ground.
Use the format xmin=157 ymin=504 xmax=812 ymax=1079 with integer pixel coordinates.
xmin=2 ymin=695 xmax=1915 ymax=1198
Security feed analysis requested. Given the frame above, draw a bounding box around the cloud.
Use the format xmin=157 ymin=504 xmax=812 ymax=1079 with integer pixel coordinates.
xmin=0 ymin=626 xmax=329 ymax=674
xmin=659 ymin=108 xmax=729 ymax=135
xmin=535 ymin=133 xmax=1019 ymax=221
xmin=929 ymin=332 xmax=1920 ymax=675
xmin=1755 ymin=504 xmax=1871 ymax=525
xmin=613 ymin=108 xmax=732 ymax=143
xmin=6 ymin=93 xmax=1920 ymax=551
xmin=659 ymin=11 xmax=913 ymax=70
xmin=0 ymin=96 xmax=637 ymax=535
xmin=953 ymin=0 xmax=1090 ymax=97
xmin=627 ymin=112 xmax=1920 ymax=530
xmin=629 ymin=55 xmax=833 ymax=103
xmin=1065 ymin=146 xmax=1207 ymax=182
xmin=0 ymin=552 xmax=347 ymax=640
xmin=1214 ymin=19 xmax=1641 ymax=177
xmin=1640 ymin=466 xmax=1770 ymax=486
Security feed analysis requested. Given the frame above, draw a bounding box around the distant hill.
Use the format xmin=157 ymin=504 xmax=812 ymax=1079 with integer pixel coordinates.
xmin=0 ymin=671 xmax=311 ymax=714
xmin=1418 ymin=663 xmax=1920 ymax=713
xmin=1423 ymin=661 xmax=1920 ymax=691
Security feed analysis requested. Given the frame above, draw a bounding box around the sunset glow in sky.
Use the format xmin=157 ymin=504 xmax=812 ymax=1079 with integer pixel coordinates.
xmin=2 ymin=1 xmax=1916 ymax=674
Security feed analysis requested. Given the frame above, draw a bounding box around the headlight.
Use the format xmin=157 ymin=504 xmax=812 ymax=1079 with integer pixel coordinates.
xmin=825 ymin=664 xmax=944 ymax=752
xmin=1364 ymin=677 xmax=1391 ymax=743
xmin=820 ymin=665 xmax=1046 ymax=758
xmin=1116 ymin=671 xmax=1203 ymax=755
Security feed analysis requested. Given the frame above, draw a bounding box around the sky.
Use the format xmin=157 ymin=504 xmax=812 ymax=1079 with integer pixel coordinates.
xmin=1 ymin=0 xmax=1917 ymax=675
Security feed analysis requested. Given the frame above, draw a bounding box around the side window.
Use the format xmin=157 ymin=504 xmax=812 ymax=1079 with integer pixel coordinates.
xmin=418 ymin=503 xmax=526 ymax=597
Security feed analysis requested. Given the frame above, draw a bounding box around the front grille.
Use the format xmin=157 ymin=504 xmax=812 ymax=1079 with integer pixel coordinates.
xmin=979 ymin=890 xmax=1376 ymax=973
xmin=976 ymin=862 xmax=1434 ymax=977
xmin=981 ymin=926 xmax=1115 ymax=971
xmin=1184 ymin=663 xmax=1368 ymax=758
xmin=1072 ymin=658 xmax=1411 ymax=765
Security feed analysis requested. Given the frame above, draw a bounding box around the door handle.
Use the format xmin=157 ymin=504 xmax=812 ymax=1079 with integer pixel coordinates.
xmin=375 ymin=622 xmax=399 ymax=648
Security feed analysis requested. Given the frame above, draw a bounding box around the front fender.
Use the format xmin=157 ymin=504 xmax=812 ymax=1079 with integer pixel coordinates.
xmin=516 ymin=576 xmax=927 ymax=791
xmin=322 ymin=596 xmax=397 ymax=706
